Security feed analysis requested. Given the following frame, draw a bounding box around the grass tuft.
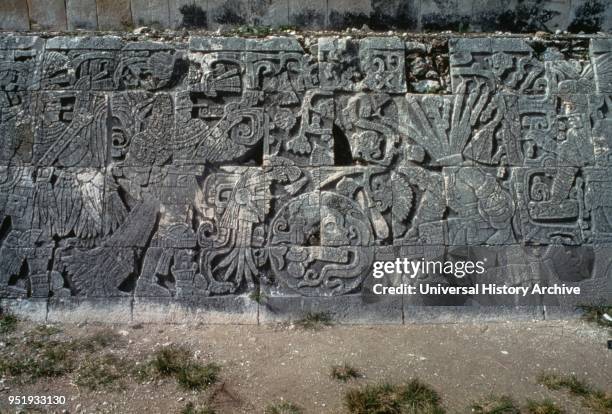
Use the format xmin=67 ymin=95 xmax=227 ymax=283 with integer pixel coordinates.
xmin=537 ymin=372 xmax=611 ymax=414
xmin=344 ymin=379 xmax=445 ymax=414
xmin=0 ymin=328 xmax=124 ymax=383
xmin=249 ymin=290 xmax=267 ymax=304
xmin=177 ymin=362 xmax=221 ymax=391
xmin=577 ymin=305 xmax=612 ymax=327
xmin=0 ymin=339 xmax=75 ymax=382
xmin=75 ymin=329 xmax=122 ymax=352
xmin=584 ymin=391 xmax=612 ymax=414
xmin=295 ymin=312 xmax=333 ymax=330
xmin=75 ymin=354 xmax=125 ymax=390
xmin=331 ymin=363 xmax=361 ymax=382
xmin=537 ymin=373 xmax=591 ymax=396
xmin=139 ymin=345 xmax=221 ymax=391
xmin=181 ymin=402 xmax=216 ymax=414
xmin=264 ymin=401 xmax=303 ymax=414
xmin=0 ymin=313 xmax=18 ymax=334
xmin=471 ymin=395 xmax=520 ymax=414
xmin=524 ymin=399 xmax=563 ymax=414
xmin=152 ymin=345 xmax=192 ymax=376
xmin=31 ymin=324 xmax=61 ymax=337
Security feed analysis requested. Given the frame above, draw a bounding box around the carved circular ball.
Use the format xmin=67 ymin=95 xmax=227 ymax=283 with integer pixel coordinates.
xmin=268 ymin=191 xmax=374 ymax=296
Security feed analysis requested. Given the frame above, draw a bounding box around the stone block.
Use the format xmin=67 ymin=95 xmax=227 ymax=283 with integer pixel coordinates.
xmin=591 ymin=39 xmax=612 ymax=94
xmin=33 ymin=92 xmax=109 ymax=167
xmin=403 ymin=306 xmax=544 ymax=323
xmin=471 ymin=0 xmax=508 ymax=32
xmin=132 ymin=296 xmax=258 ymax=323
xmin=0 ymin=298 xmax=47 ymax=322
xmin=52 ymin=247 xmax=145 ymax=298
xmin=97 ymin=0 xmax=133 ymax=30
xmin=513 ymin=167 xmax=586 ymax=245
xmin=0 ymin=247 xmax=52 ymax=299
xmin=327 ymin=0 xmax=372 ymax=30
xmin=265 ymin=90 xmax=333 ymax=166
xmin=444 ymin=167 xmax=518 ymax=245
xmin=318 ymin=37 xmax=406 ymax=93
xmin=0 ymin=0 xmax=30 ymax=31
xmin=588 ymin=94 xmax=612 ymax=167
xmin=516 ymin=94 xmax=594 ymax=167
xmin=47 ymin=297 xmax=133 ymax=323
xmin=250 ymin=0 xmax=289 ymax=27
xmin=131 ymin=0 xmax=171 ymax=28
xmin=392 ymin=168 xmax=447 ymax=245
xmin=27 ymin=0 xmax=67 ymax=30
xmin=449 ymin=37 xmax=495 ymax=94
xmin=41 ymin=36 xmax=123 ymax=91
xmin=399 ymin=94 xmax=476 ymax=166
xmin=289 ymin=0 xmax=326 ymax=29
xmin=537 ymin=244 xmax=611 ymax=308
xmin=420 ymin=0 xmax=471 ymax=31
xmin=259 ymin=293 xmax=403 ymax=324
xmin=369 ymin=0 xmax=419 ymax=30
xmin=66 ymin=0 xmax=98 ymax=30
xmin=484 ymin=0 xmax=570 ymax=33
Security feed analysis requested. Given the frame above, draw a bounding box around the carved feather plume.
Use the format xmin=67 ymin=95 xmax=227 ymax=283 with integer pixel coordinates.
xmin=392 ymin=175 xmax=414 ymax=224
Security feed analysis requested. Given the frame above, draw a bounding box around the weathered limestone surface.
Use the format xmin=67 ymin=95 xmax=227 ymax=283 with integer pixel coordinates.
xmin=0 ymin=33 xmax=610 ymax=323
xmin=96 ymin=0 xmax=133 ymax=30
xmin=131 ymin=0 xmax=171 ymax=27
xmin=1 ymin=1 xmax=612 ymax=32
xmin=0 ymin=0 xmax=30 ymax=31
xmin=27 ymin=0 xmax=67 ymax=30
xmin=66 ymin=0 xmax=99 ymax=30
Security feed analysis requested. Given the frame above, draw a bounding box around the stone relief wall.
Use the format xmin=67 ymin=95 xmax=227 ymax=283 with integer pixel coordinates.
xmin=0 ymin=0 xmax=611 ymax=33
xmin=0 ymin=33 xmax=610 ymax=323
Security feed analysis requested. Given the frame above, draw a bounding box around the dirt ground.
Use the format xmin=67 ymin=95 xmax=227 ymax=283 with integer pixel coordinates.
xmin=0 ymin=319 xmax=610 ymax=414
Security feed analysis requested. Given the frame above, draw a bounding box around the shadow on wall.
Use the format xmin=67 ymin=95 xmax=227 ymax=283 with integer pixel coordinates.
xmin=211 ymin=0 xmax=246 ymax=26
xmin=179 ymin=4 xmax=208 ymax=29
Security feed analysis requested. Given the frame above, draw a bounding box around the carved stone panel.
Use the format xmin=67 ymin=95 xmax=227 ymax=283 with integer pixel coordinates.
xmin=515 ymin=94 xmax=594 ymax=167
xmin=0 ymin=36 xmax=43 ymax=91
xmin=513 ymin=167 xmax=587 ymax=245
xmin=0 ymin=34 xmax=610 ymax=309
xmin=318 ymin=37 xmax=406 ymax=93
xmin=392 ymin=167 xmax=446 ymax=245
xmin=445 ymin=167 xmax=518 ymax=245
xmin=33 ymin=91 xmax=109 ymax=168
xmin=42 ymin=37 xmax=186 ymax=91
xmin=591 ymin=39 xmax=612 ymax=94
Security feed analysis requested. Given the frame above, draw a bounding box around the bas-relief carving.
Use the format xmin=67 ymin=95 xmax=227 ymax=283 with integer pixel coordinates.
xmin=0 ymin=34 xmax=610 ymax=304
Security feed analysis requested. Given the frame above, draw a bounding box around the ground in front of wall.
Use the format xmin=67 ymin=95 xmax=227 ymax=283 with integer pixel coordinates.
xmin=0 ymin=319 xmax=610 ymax=413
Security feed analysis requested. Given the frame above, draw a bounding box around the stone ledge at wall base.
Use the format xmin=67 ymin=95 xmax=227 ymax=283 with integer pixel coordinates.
xmin=258 ymin=293 xmax=404 ymax=325
xmin=47 ymin=297 xmax=133 ymax=324
xmin=0 ymin=299 xmax=47 ymax=323
xmin=1 ymin=0 xmax=612 ymax=32
xmin=131 ymin=296 xmax=259 ymax=324
xmin=3 ymin=299 xmax=600 ymax=325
